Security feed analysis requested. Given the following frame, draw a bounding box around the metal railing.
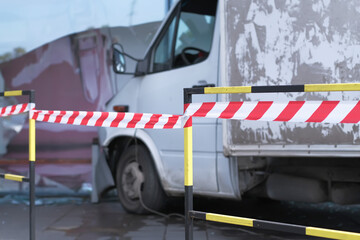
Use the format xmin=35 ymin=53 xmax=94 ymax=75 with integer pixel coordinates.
xmin=183 ymin=83 xmax=360 ymax=240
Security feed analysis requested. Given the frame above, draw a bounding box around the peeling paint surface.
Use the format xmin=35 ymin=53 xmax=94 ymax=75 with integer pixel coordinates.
xmin=224 ymin=0 xmax=360 ymax=152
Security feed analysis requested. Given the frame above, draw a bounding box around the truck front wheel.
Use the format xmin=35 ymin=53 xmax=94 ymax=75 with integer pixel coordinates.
xmin=115 ymin=144 xmax=167 ymax=214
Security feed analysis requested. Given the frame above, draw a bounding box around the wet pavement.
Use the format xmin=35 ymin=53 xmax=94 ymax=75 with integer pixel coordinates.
xmin=0 ymin=194 xmax=360 ymax=240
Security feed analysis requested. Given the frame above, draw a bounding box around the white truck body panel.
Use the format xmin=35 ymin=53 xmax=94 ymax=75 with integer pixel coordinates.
xmin=221 ymin=0 xmax=360 ymax=157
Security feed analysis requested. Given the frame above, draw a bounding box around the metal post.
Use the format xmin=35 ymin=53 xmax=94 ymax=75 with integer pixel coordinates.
xmin=184 ymin=124 xmax=193 ymax=240
xmin=184 ymin=89 xmax=193 ymax=240
xmin=28 ymin=91 xmax=35 ymax=240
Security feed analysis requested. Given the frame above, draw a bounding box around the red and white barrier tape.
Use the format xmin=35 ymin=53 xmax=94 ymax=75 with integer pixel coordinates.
xmin=27 ymin=100 xmax=360 ymax=129
xmin=0 ymin=103 xmax=35 ymax=117
xmin=184 ymin=101 xmax=360 ymax=123
xmin=31 ymin=110 xmax=183 ymax=129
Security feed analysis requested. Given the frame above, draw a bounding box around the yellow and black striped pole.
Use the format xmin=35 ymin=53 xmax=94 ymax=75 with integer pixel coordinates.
xmin=0 ymin=173 xmax=29 ymax=182
xmin=190 ymin=211 xmax=360 ymax=240
xmin=202 ymin=82 xmax=360 ymax=94
xmin=184 ymin=123 xmax=193 ymax=240
xmin=28 ymin=90 xmax=36 ymax=240
xmin=0 ymin=90 xmax=24 ymax=97
xmin=184 ymin=88 xmax=196 ymax=240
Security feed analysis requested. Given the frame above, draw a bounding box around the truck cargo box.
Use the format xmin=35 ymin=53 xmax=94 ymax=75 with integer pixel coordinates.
xmin=221 ymin=0 xmax=360 ymax=157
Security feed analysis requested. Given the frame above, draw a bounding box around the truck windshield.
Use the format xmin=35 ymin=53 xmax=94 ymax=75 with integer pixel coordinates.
xmin=152 ymin=0 xmax=217 ymax=72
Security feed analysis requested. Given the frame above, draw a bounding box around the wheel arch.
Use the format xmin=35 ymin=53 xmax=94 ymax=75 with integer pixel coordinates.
xmin=106 ymin=129 xmax=168 ymax=191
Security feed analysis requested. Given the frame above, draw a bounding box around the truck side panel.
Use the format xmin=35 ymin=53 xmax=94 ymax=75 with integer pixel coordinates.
xmin=222 ymin=0 xmax=360 ymax=156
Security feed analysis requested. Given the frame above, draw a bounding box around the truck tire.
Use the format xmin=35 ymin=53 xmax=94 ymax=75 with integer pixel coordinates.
xmin=115 ymin=144 xmax=167 ymax=214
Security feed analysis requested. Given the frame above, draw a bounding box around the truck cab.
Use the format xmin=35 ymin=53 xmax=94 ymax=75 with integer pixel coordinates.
xmin=97 ymin=0 xmax=230 ymax=213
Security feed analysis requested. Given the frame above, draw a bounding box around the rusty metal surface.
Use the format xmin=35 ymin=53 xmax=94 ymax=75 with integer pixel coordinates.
xmin=223 ymin=0 xmax=360 ymax=155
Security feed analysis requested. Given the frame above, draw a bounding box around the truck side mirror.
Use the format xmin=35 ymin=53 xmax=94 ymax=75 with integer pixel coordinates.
xmin=112 ymin=43 xmax=144 ymax=75
xmin=112 ymin=44 xmax=127 ymax=74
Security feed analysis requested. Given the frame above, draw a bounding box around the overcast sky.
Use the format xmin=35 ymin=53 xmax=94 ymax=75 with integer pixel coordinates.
xmin=0 ymin=0 xmax=172 ymax=55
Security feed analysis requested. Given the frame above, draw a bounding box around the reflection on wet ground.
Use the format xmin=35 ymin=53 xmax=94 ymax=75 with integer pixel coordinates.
xmin=0 ymin=193 xmax=359 ymax=239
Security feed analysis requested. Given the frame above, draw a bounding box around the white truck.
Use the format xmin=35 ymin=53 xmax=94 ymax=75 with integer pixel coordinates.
xmin=95 ymin=0 xmax=360 ymax=213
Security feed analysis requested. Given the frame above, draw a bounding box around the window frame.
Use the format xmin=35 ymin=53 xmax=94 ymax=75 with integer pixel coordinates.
xmin=149 ymin=0 xmax=217 ymax=74
xmin=149 ymin=2 xmax=181 ymax=73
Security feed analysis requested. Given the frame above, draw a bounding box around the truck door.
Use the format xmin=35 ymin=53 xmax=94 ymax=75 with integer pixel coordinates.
xmin=138 ymin=0 xmax=219 ymax=193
